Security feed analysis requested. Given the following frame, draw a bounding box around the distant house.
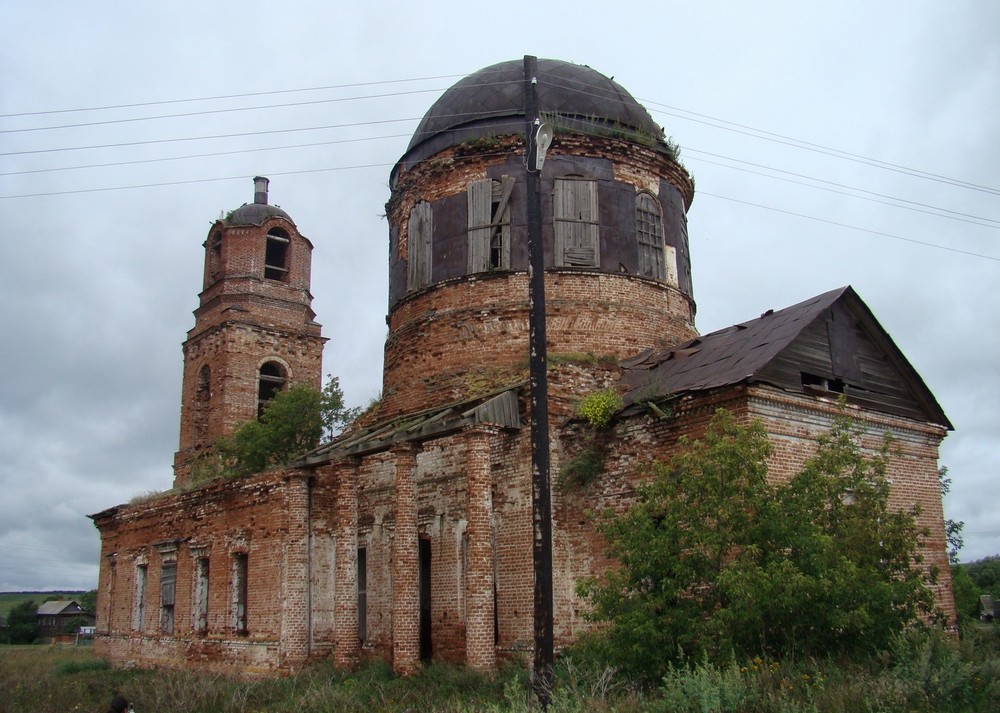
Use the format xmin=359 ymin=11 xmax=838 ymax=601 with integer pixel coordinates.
xmin=980 ymin=595 xmax=998 ymax=623
xmin=36 ymin=600 xmax=93 ymax=640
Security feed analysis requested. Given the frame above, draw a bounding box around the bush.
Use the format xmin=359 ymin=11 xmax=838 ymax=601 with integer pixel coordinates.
xmin=576 ymin=389 xmax=623 ymax=430
xmin=579 ymin=408 xmax=936 ymax=682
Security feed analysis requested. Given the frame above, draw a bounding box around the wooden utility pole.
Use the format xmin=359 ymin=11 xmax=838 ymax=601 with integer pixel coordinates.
xmin=523 ymin=54 xmax=554 ymax=708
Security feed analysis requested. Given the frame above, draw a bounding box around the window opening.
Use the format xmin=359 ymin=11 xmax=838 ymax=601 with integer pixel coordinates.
xmin=193 ymin=557 xmax=209 ymax=635
xmin=209 ymin=233 xmax=222 ymax=280
xmin=407 ymin=202 xmax=433 ymax=290
xmin=358 ymin=547 xmax=367 ymax=642
xmin=160 ymin=561 xmax=176 ymax=634
xmin=636 ymin=192 xmax=665 ymax=280
xmin=554 ymin=178 xmax=599 ymax=267
xmin=468 ymin=176 xmax=513 ymax=273
xmin=801 ymin=372 xmax=845 ymax=394
xmin=418 ymin=538 xmax=432 ymax=661
xmin=258 ymin=362 xmax=286 ymax=417
xmin=133 ymin=564 xmax=147 ymax=631
xmin=194 ymin=365 xmax=211 ymax=443
xmin=232 ymin=553 xmax=248 ymax=635
xmin=264 ymin=229 xmax=289 ymax=281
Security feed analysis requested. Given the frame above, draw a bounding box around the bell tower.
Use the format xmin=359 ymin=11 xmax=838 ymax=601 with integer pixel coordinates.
xmin=173 ymin=177 xmax=326 ymax=486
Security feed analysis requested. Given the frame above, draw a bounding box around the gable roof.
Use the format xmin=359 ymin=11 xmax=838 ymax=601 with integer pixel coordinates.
xmin=621 ymin=286 xmax=951 ymax=429
xmin=36 ymin=600 xmax=82 ymax=616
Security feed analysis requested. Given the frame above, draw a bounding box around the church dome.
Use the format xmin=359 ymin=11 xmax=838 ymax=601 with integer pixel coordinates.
xmin=225 ymin=202 xmax=293 ymax=226
xmin=225 ymin=176 xmax=294 ymax=226
xmin=397 ymin=58 xmax=668 ymax=176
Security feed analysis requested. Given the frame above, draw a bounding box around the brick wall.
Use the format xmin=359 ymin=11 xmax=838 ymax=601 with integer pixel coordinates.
xmin=93 ymin=472 xmax=299 ymax=673
xmin=379 ymin=272 xmax=695 ymax=418
xmin=174 ymin=212 xmax=325 ymax=486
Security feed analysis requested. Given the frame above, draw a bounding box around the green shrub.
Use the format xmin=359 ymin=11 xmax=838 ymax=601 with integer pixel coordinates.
xmin=558 ymin=445 xmax=606 ymax=491
xmin=576 ymin=389 xmax=623 ymax=430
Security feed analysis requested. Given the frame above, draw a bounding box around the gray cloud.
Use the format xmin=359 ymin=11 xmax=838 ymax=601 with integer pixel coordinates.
xmin=1 ymin=1 xmax=997 ymax=590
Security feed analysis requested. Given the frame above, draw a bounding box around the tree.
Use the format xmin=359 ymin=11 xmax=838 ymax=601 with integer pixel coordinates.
xmin=951 ymin=564 xmax=983 ymax=619
xmin=964 ymin=555 xmax=1000 ymax=593
xmin=79 ymin=589 xmax=97 ymax=615
xmin=223 ymin=375 xmax=357 ymax=476
xmin=579 ymin=409 xmax=936 ymax=682
xmin=3 ymin=600 xmax=38 ymax=644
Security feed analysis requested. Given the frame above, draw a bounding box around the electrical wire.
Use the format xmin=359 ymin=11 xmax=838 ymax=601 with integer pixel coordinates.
xmin=2 ymin=74 xmax=997 ymax=263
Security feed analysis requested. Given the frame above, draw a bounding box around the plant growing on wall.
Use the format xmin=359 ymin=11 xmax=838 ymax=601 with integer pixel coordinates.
xmin=191 ymin=375 xmax=358 ymax=482
xmin=576 ymin=388 xmax=623 ymax=430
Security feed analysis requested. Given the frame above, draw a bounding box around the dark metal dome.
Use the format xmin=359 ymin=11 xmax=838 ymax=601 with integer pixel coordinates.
xmin=397 ymin=59 xmax=666 ymax=178
xmin=225 ymin=202 xmax=293 ymax=226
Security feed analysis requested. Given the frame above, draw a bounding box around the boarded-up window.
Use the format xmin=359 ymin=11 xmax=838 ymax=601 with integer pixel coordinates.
xmin=468 ymin=176 xmax=513 ymax=272
xmin=160 ymin=561 xmax=176 ymax=634
xmin=554 ymin=178 xmax=599 ymax=267
xmin=636 ymin=192 xmax=666 ymax=280
xmin=232 ymin=553 xmax=248 ymax=635
xmin=407 ymin=201 xmax=433 ymax=290
xmin=133 ymin=564 xmax=147 ymax=632
xmin=193 ymin=557 xmax=209 ymax=635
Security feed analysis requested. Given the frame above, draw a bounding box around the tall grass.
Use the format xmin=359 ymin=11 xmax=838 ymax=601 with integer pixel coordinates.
xmin=1 ymin=625 xmax=997 ymax=712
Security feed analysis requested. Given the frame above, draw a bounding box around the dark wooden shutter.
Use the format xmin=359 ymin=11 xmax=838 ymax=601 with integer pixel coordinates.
xmin=554 ymin=178 xmax=599 ymax=267
xmin=407 ymin=201 xmax=433 ymax=289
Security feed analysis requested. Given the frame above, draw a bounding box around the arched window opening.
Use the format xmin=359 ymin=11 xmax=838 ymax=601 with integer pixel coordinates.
xmin=636 ymin=192 xmax=665 ymax=280
xmin=257 ymin=362 xmax=286 ymax=417
xmin=264 ymin=229 xmax=289 ymax=281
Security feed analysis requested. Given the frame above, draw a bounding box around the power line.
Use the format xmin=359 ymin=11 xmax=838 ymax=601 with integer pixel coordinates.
xmin=0 ymin=162 xmax=396 ymax=198
xmin=0 ymin=73 xmax=468 ymax=119
xmin=0 ymin=116 xmax=423 ymax=157
xmin=4 ymin=159 xmax=997 ymax=264
xmin=685 ymin=150 xmax=1000 ymax=230
xmin=642 ymin=100 xmax=1000 ymax=197
xmin=698 ymin=190 xmax=1000 ymax=262
xmin=2 ymin=77 xmax=996 ymax=262
xmin=0 ymin=133 xmax=414 ymax=177
xmin=0 ymin=87 xmax=448 ymax=135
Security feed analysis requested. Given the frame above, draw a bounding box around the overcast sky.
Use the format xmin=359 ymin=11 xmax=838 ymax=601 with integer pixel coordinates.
xmin=1 ymin=1 xmax=997 ymax=591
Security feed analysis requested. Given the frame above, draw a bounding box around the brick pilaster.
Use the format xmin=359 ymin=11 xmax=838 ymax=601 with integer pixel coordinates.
xmin=391 ymin=443 xmax=420 ymax=675
xmin=280 ymin=471 xmax=311 ymax=668
xmin=332 ymin=458 xmax=360 ymax=668
xmin=464 ymin=425 xmax=498 ymax=670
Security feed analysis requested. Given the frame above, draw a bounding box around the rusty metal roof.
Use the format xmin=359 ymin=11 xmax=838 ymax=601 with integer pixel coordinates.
xmin=620 ymin=286 xmax=951 ymax=429
xmin=623 ymin=287 xmax=846 ymax=399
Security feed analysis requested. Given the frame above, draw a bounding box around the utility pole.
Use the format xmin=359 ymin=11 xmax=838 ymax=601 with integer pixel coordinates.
xmin=523 ymin=54 xmax=554 ymax=709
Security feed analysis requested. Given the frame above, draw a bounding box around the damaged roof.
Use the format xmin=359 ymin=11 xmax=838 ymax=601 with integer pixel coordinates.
xmin=295 ymin=386 xmax=523 ymax=466
xmin=621 ymin=286 xmax=951 ymax=429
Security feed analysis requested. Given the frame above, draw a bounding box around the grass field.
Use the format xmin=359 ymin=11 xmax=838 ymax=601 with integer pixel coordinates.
xmin=1 ymin=624 xmax=998 ymax=712
xmin=0 ymin=591 xmax=87 ymax=618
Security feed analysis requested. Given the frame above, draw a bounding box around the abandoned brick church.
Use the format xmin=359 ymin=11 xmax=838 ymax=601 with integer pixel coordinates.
xmin=91 ymin=59 xmax=956 ymax=674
